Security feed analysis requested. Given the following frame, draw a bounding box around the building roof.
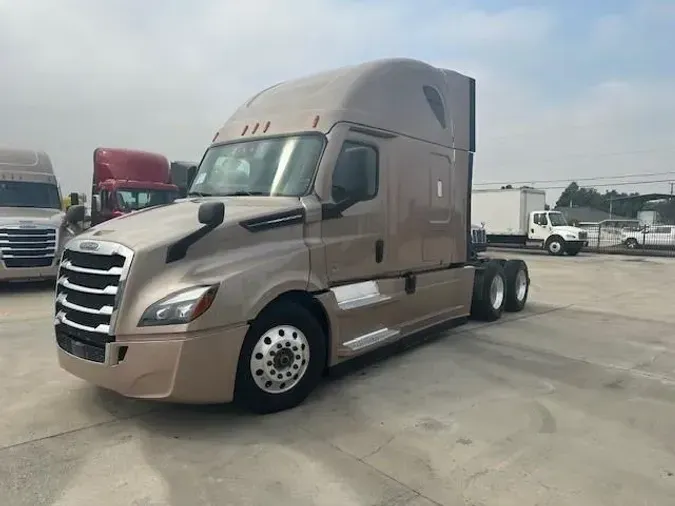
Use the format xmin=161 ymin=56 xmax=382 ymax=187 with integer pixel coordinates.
xmin=556 ymin=206 xmax=630 ymax=223
xmin=609 ymin=193 xmax=674 ymax=203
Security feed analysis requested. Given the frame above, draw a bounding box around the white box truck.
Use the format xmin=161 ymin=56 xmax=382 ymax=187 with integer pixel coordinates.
xmin=471 ymin=187 xmax=588 ymax=256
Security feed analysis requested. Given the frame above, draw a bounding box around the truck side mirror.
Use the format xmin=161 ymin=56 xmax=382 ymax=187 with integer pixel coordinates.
xmin=69 ymin=192 xmax=80 ymax=206
xmin=66 ymin=204 xmax=86 ymax=225
xmin=198 ymin=201 xmax=225 ymax=227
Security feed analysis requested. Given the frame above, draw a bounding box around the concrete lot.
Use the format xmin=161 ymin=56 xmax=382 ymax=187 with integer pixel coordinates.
xmin=1 ymin=254 xmax=674 ymax=506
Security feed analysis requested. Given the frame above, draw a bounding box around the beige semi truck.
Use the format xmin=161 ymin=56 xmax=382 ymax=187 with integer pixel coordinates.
xmin=55 ymin=58 xmax=531 ymax=414
xmin=0 ymin=148 xmax=79 ymax=282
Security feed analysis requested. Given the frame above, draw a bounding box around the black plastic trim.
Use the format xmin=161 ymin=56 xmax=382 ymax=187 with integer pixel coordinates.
xmin=404 ymin=273 xmax=417 ymax=294
xmin=166 ymin=224 xmax=217 ymax=264
xmin=240 ymin=208 xmax=306 ymax=233
xmin=468 ymin=77 xmax=476 ymax=153
xmin=466 ymin=152 xmax=474 ymax=261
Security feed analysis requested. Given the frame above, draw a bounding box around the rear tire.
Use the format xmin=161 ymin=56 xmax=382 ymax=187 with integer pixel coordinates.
xmin=471 ymin=261 xmax=506 ymax=322
xmin=504 ymin=260 xmax=529 ymax=312
xmin=234 ymin=301 xmax=326 ymax=414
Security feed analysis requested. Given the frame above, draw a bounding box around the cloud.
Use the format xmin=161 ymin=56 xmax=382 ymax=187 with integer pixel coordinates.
xmin=0 ymin=0 xmax=673 ymax=206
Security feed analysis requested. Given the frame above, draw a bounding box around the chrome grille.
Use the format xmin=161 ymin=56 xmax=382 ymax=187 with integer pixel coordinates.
xmin=578 ymin=231 xmax=588 ymax=240
xmin=54 ymin=240 xmax=133 ymax=363
xmin=471 ymin=227 xmax=487 ymax=245
xmin=0 ymin=226 xmax=57 ymax=268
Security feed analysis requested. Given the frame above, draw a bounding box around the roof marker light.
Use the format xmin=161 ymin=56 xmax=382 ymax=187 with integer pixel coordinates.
xmin=241 ymin=125 xmax=249 ymax=136
xmin=312 ymin=115 xmax=320 ymax=128
xmin=263 ymin=121 xmax=270 ymax=133
xmin=212 ymin=132 xmax=219 ymax=142
xmin=251 ymin=122 xmax=260 ymax=134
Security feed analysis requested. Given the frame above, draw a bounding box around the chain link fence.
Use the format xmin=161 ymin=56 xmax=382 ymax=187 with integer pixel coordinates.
xmin=579 ymin=220 xmax=675 ymax=256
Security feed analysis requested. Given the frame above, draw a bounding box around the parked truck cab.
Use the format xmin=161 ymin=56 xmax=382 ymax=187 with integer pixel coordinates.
xmin=90 ymin=148 xmax=179 ymax=226
xmin=55 ymin=59 xmax=531 ymax=413
xmin=529 ymin=210 xmax=587 ymax=255
xmin=0 ymin=148 xmax=78 ymax=282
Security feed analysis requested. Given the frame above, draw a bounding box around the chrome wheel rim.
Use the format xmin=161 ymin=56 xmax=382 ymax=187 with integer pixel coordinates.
xmin=549 ymin=241 xmax=562 ymax=254
xmin=515 ymin=269 xmax=527 ymax=301
xmin=490 ymin=275 xmax=505 ymax=310
xmin=250 ymin=325 xmax=310 ymax=394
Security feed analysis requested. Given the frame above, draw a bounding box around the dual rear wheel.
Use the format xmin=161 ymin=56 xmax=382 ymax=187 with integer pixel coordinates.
xmin=470 ymin=259 xmax=529 ymax=321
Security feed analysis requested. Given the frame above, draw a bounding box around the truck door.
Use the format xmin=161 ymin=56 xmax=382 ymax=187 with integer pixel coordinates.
xmin=530 ymin=212 xmax=550 ymax=241
xmin=423 ymin=152 xmax=453 ymax=263
xmin=321 ymin=138 xmax=385 ymax=284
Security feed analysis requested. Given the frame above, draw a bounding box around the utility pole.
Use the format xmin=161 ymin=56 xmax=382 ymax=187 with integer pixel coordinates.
xmin=670 ymin=182 xmax=674 ymax=195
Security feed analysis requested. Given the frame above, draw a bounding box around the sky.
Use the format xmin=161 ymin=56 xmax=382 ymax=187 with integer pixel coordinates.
xmin=0 ymin=0 xmax=674 ymax=205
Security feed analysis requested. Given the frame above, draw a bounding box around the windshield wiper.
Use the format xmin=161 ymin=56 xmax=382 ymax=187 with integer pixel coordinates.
xmin=221 ymin=191 xmax=268 ymax=196
xmin=187 ymin=191 xmax=213 ymax=197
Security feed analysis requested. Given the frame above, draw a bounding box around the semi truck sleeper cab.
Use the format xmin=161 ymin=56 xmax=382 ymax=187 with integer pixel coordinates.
xmin=55 ymin=58 xmax=531 ymax=414
xmin=1 ymin=148 xmax=76 ymax=282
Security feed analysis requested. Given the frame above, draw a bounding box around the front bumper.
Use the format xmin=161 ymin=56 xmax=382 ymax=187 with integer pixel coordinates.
xmin=57 ymin=325 xmax=250 ymax=404
xmin=0 ymin=262 xmax=58 ymax=282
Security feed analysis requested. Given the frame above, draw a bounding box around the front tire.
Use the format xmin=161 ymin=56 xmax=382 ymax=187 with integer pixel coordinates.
xmin=546 ymin=236 xmax=565 ymax=256
xmin=234 ymin=301 xmax=326 ymax=414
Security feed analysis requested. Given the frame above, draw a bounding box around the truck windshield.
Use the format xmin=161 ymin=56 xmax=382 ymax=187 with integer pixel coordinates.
xmin=0 ymin=181 xmax=61 ymax=209
xmin=115 ymin=189 xmax=176 ymax=211
xmin=548 ymin=212 xmax=567 ymax=227
xmin=190 ymin=134 xmax=325 ymax=197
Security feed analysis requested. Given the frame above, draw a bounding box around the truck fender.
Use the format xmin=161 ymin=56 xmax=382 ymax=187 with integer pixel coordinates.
xmin=245 ymin=279 xmax=315 ymax=323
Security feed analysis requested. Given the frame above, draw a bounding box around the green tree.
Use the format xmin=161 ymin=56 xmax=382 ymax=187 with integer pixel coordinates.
xmin=554 ymin=182 xmax=642 ymax=218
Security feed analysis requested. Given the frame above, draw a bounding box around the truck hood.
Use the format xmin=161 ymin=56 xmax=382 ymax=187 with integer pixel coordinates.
xmin=79 ymin=197 xmax=303 ymax=250
xmin=0 ymin=207 xmax=65 ymax=227
xmin=552 ymin=225 xmax=584 ymax=235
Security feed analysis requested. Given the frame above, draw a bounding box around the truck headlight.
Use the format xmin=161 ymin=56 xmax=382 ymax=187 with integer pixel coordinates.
xmin=138 ymin=285 xmax=219 ymax=326
xmin=564 ymin=234 xmax=576 ymax=240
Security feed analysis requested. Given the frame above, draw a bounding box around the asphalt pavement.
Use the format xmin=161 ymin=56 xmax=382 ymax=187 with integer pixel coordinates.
xmin=1 ymin=253 xmax=674 ymax=506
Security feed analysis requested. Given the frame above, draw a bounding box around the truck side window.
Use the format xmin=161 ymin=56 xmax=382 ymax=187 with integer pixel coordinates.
xmin=422 ymin=85 xmax=447 ymax=129
xmin=331 ymin=142 xmax=378 ymax=202
xmin=100 ymin=190 xmax=111 ymax=210
xmin=534 ymin=213 xmax=547 ymax=226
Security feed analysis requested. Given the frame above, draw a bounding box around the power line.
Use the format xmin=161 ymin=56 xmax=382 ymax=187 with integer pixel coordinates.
xmin=476 ymin=146 xmax=675 ymax=169
xmin=481 ymin=116 xmax=669 ymax=143
xmin=476 ymin=179 xmax=675 ymax=191
xmin=475 ymin=170 xmax=675 ymax=186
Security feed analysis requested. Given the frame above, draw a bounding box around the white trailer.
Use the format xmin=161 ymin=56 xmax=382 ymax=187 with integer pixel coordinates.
xmin=471 ymin=188 xmax=589 ymax=256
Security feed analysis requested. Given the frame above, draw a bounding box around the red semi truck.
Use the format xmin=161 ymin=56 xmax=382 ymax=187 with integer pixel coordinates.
xmin=90 ymin=148 xmax=180 ymax=226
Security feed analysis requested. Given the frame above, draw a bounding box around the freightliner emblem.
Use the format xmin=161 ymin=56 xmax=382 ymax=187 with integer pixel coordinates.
xmin=79 ymin=241 xmax=100 ymax=252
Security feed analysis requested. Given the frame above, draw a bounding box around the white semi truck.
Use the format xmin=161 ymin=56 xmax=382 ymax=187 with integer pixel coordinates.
xmin=472 ymin=187 xmax=588 ymax=256
xmin=0 ymin=148 xmax=80 ymax=282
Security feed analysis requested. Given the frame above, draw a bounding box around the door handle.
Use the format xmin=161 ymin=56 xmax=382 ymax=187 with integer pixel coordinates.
xmin=375 ymin=239 xmax=384 ymax=263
